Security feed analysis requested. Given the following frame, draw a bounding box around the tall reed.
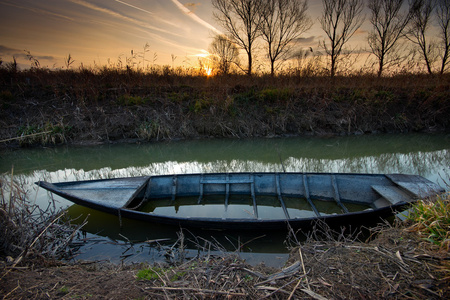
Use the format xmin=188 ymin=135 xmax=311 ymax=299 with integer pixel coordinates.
xmin=0 ymin=172 xmax=85 ymax=266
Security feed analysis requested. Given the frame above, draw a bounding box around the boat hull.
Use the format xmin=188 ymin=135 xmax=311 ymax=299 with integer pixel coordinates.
xmin=37 ymin=172 xmax=444 ymax=230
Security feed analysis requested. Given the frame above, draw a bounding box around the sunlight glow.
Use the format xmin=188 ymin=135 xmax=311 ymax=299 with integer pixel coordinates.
xmin=204 ymin=67 xmax=212 ymax=76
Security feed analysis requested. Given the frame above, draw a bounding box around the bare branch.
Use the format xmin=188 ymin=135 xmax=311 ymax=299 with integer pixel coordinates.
xmin=407 ymin=0 xmax=436 ymax=74
xmin=259 ymin=0 xmax=312 ymax=76
xmin=320 ymin=0 xmax=365 ymax=77
xmin=436 ymin=0 xmax=450 ymax=73
xmin=209 ymin=35 xmax=241 ymax=75
xmin=368 ymin=0 xmax=411 ymax=76
xmin=212 ymin=0 xmax=264 ymax=75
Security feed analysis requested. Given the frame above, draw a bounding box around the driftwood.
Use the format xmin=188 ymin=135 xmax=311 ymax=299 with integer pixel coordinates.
xmin=0 ymin=131 xmax=52 ymax=143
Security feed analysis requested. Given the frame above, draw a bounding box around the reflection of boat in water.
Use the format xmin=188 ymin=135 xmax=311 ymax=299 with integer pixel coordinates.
xmin=65 ymin=204 xmax=291 ymax=255
xmin=37 ymin=172 xmax=444 ymax=230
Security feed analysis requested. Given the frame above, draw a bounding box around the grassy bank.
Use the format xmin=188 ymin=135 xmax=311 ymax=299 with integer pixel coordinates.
xmin=1 ymin=171 xmax=449 ymax=299
xmin=1 ymin=67 xmax=449 ymax=147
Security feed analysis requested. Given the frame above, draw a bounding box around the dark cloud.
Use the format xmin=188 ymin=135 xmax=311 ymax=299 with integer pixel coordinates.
xmin=294 ymin=36 xmax=316 ymax=45
xmin=0 ymin=45 xmax=55 ymax=60
xmin=0 ymin=45 xmax=21 ymax=55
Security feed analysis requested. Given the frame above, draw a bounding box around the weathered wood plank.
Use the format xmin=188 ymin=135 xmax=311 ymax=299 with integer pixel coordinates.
xmin=303 ymin=174 xmax=321 ymax=217
xmin=276 ymin=173 xmax=290 ymax=219
xmin=386 ymin=174 xmax=444 ymax=198
xmin=371 ymin=185 xmax=411 ymax=205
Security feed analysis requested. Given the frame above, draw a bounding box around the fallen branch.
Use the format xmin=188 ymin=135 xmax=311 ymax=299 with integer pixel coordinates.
xmin=301 ymin=288 xmax=329 ymax=300
xmin=144 ymin=286 xmax=248 ymax=297
xmin=0 ymin=131 xmax=52 ymax=143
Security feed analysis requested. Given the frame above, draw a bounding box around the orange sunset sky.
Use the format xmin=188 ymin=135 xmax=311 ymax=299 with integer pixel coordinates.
xmin=0 ymin=0 xmax=403 ymax=70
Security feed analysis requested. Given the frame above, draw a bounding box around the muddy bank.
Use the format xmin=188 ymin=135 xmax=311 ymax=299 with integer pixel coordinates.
xmin=1 ymin=70 xmax=449 ymax=147
xmin=1 ymin=224 xmax=449 ymax=299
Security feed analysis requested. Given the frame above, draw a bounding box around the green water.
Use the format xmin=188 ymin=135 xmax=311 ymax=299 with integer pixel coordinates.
xmin=138 ymin=195 xmax=370 ymax=219
xmin=1 ymin=133 xmax=449 ymax=266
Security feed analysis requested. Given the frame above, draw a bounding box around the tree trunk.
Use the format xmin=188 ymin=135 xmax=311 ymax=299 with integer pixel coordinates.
xmin=378 ymin=56 xmax=384 ymax=77
xmin=247 ymin=51 xmax=252 ymax=76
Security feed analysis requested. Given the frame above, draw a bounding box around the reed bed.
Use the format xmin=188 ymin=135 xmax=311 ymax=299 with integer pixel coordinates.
xmin=1 ymin=65 xmax=449 ymax=147
xmin=0 ymin=172 xmax=85 ymax=268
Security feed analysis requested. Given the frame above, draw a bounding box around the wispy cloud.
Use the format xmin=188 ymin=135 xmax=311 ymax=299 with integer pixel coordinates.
xmin=0 ymin=0 xmax=74 ymax=21
xmin=169 ymin=0 xmax=221 ymax=35
xmin=113 ymin=0 xmax=182 ymax=30
xmin=114 ymin=0 xmax=154 ymax=15
xmin=69 ymin=0 xmax=178 ymax=37
xmin=68 ymin=0 xmax=212 ymax=56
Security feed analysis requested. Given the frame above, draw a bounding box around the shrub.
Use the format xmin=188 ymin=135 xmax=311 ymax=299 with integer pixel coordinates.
xmin=407 ymin=192 xmax=450 ymax=250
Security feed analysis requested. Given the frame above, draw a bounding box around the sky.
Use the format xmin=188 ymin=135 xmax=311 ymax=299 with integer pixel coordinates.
xmin=0 ymin=0 xmax=374 ymax=70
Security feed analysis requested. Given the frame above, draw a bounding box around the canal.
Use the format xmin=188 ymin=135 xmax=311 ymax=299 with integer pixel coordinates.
xmin=1 ymin=133 xmax=448 ymax=266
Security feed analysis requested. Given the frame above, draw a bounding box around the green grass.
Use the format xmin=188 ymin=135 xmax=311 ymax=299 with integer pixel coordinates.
xmin=58 ymin=286 xmax=69 ymax=294
xmin=136 ymin=266 xmax=188 ymax=282
xmin=16 ymin=123 xmax=72 ymax=146
xmin=407 ymin=192 xmax=450 ymax=249
xmin=136 ymin=267 xmax=164 ymax=281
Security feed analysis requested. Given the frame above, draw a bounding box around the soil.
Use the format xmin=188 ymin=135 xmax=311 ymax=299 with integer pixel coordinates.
xmin=1 ymin=224 xmax=449 ymax=299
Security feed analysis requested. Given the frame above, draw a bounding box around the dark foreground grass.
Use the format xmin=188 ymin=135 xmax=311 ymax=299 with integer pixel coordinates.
xmin=0 ymin=172 xmax=85 ymax=267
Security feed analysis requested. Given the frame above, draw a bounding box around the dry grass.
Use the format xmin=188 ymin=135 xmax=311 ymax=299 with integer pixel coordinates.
xmin=0 ymin=171 xmax=85 ymax=267
xmin=406 ymin=190 xmax=450 ymax=250
xmin=1 ymin=65 xmax=449 ymax=147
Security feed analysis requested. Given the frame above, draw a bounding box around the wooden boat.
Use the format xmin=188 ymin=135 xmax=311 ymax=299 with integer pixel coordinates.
xmin=36 ymin=172 xmax=444 ymax=230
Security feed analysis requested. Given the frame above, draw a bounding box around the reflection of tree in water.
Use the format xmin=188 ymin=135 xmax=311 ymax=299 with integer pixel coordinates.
xmin=21 ymin=149 xmax=448 ymax=185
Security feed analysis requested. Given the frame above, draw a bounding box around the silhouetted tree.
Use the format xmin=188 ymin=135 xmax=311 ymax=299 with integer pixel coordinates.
xmin=436 ymin=0 xmax=450 ymax=74
xmin=212 ymin=0 xmax=264 ymax=75
xmin=407 ymin=0 xmax=436 ymax=74
xmin=259 ymin=0 xmax=312 ymax=76
xmin=320 ymin=0 xmax=365 ymax=77
xmin=368 ymin=0 xmax=411 ymax=76
xmin=209 ymin=35 xmax=240 ymax=75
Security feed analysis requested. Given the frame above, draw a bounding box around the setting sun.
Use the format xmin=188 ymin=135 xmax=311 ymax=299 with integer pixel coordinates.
xmin=204 ymin=67 xmax=212 ymax=76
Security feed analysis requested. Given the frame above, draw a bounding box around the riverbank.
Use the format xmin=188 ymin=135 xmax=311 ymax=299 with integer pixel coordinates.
xmin=1 ymin=69 xmax=449 ymax=148
xmin=1 ymin=222 xmax=449 ymax=299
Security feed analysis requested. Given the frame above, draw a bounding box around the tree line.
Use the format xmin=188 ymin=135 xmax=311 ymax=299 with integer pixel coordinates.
xmin=209 ymin=0 xmax=450 ymax=77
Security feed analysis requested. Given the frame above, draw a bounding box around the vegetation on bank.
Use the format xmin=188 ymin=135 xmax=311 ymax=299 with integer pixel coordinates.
xmin=0 ymin=64 xmax=449 ymax=147
xmin=407 ymin=192 xmax=450 ymax=249
xmin=0 ymin=173 xmax=83 ymax=264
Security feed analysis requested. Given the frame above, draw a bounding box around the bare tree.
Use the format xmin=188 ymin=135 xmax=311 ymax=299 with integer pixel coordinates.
xmin=259 ymin=0 xmax=312 ymax=76
xmin=407 ymin=0 xmax=436 ymax=74
xmin=320 ymin=0 xmax=365 ymax=77
xmin=368 ymin=0 xmax=411 ymax=76
xmin=209 ymin=35 xmax=240 ymax=75
xmin=436 ymin=0 xmax=450 ymax=74
xmin=212 ymin=0 xmax=264 ymax=75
